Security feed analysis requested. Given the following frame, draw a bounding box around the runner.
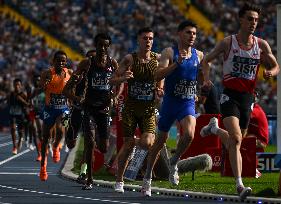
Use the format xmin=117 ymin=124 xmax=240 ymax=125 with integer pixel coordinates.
xmin=200 ymin=3 xmax=279 ymax=199
xmin=64 ymin=49 xmax=96 ymax=184
xmin=30 ymin=74 xmax=46 ymax=161
xmin=39 ymin=50 xmax=72 ymax=181
xmin=143 ymin=20 xmax=204 ymax=196
xmin=63 ymin=33 xmax=118 ymax=190
xmin=8 ymin=78 xmax=29 ymax=154
xmin=110 ymin=27 xmax=162 ymax=195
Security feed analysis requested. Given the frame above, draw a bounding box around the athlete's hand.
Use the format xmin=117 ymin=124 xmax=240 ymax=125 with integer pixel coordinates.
xmin=123 ymin=67 xmax=134 ymax=81
xmin=263 ymin=69 xmax=273 ymax=80
xmin=177 ymin=50 xmax=188 ymax=64
xmin=202 ymin=80 xmax=213 ymax=90
xmin=44 ymin=72 xmax=52 ymax=87
xmin=156 ymin=87 xmax=164 ymax=98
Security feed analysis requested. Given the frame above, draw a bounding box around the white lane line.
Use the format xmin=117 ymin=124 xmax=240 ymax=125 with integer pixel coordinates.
xmin=0 ymin=202 xmax=12 ymax=204
xmin=0 ymin=185 xmax=140 ymax=204
xmin=0 ymin=172 xmax=57 ymax=175
xmin=0 ymin=149 xmax=30 ymax=166
xmin=0 ymin=141 xmax=13 ymax=148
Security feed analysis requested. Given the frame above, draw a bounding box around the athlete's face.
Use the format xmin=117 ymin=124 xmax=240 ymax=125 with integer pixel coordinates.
xmin=53 ymin=54 xmax=67 ymax=70
xmin=240 ymin=10 xmax=259 ymax=34
xmin=96 ymin=39 xmax=110 ymax=56
xmin=138 ymin=32 xmax=154 ymax=52
xmin=178 ymin=26 xmax=196 ymax=47
xmin=13 ymin=81 xmax=22 ymax=92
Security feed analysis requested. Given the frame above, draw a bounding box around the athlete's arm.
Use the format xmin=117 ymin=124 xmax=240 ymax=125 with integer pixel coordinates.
xmin=155 ymin=47 xmax=177 ymax=81
xmin=259 ymin=39 xmax=280 ymax=80
xmin=62 ymin=59 xmax=89 ymax=103
xmin=110 ymin=54 xmax=133 ymax=85
xmin=201 ymin=37 xmax=229 ymax=85
xmin=39 ymin=69 xmax=52 ymax=91
xmin=108 ymin=58 xmax=120 ymax=85
xmin=17 ymin=92 xmax=29 ymax=106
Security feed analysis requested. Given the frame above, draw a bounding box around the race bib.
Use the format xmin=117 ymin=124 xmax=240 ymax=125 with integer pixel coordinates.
xmin=50 ymin=94 xmax=67 ymax=109
xmin=174 ymin=80 xmax=197 ymax=99
xmin=90 ymin=72 xmax=112 ymax=90
xmin=128 ymin=81 xmax=154 ymax=101
xmin=231 ymin=56 xmax=259 ymax=80
xmin=9 ymin=106 xmax=23 ymax=115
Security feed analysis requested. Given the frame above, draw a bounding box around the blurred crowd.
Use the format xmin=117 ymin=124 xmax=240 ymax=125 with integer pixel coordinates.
xmin=0 ymin=0 xmax=278 ymax=114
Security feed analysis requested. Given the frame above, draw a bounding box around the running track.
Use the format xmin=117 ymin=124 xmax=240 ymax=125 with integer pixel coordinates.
xmin=0 ymin=132 xmax=240 ymax=204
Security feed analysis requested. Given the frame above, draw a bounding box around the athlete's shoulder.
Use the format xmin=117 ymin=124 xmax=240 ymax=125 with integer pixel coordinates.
xmin=194 ymin=49 xmax=204 ymax=62
xmin=222 ymin=35 xmax=232 ymax=45
xmin=66 ymin=68 xmax=73 ymax=75
xmin=41 ymin=68 xmax=52 ymax=79
xmin=161 ymin=47 xmax=173 ymax=57
xmin=122 ymin=53 xmax=134 ymax=64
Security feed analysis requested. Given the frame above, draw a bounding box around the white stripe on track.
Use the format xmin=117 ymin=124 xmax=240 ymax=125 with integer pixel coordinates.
xmin=0 ymin=185 xmax=140 ymax=204
xmin=0 ymin=149 xmax=30 ymax=166
xmin=0 ymin=141 xmax=13 ymax=148
xmin=0 ymin=172 xmax=58 ymax=175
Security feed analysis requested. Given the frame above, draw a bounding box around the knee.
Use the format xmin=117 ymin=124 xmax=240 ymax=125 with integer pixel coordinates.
xmin=228 ymin=134 xmax=242 ymax=147
xmin=139 ymin=133 xmax=155 ymax=149
xmin=182 ymin=129 xmax=194 ymax=142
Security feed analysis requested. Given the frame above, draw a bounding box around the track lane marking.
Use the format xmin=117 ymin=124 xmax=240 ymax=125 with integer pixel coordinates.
xmin=0 ymin=185 xmax=140 ymax=204
xmin=0 ymin=149 xmax=30 ymax=166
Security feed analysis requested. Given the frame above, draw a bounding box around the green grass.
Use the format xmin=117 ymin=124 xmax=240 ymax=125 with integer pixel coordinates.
xmin=73 ymin=137 xmax=280 ymax=197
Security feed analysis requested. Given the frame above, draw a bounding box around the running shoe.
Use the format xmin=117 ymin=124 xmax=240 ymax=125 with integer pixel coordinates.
xmin=114 ymin=181 xmax=124 ymax=193
xmin=36 ymin=153 xmax=42 ymax=162
xmin=39 ymin=165 xmax=48 ymax=181
xmin=52 ymin=146 xmax=61 ymax=163
xmin=82 ymin=183 xmax=93 ymax=190
xmin=168 ymin=163 xmax=179 ymax=185
xmin=29 ymin=144 xmax=35 ymax=151
xmin=12 ymin=147 xmax=17 ymax=155
xmin=141 ymin=179 xmax=152 ymax=197
xmin=237 ymin=185 xmax=252 ymax=200
xmin=77 ymin=173 xmax=87 ymax=184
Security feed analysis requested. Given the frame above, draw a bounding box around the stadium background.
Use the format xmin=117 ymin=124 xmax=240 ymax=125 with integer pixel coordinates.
xmin=0 ymin=0 xmax=277 ymax=143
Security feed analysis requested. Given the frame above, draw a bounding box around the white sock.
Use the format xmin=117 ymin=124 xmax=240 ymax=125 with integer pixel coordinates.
xmin=236 ymin=177 xmax=244 ymax=187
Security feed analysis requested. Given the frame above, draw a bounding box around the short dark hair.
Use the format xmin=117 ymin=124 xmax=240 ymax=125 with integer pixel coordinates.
xmin=13 ymin=78 xmax=22 ymax=84
xmin=137 ymin=27 xmax=153 ymax=36
xmin=86 ymin=49 xmax=96 ymax=57
xmin=53 ymin=50 xmax=67 ymax=60
xmin=238 ymin=3 xmax=261 ymax=18
xmin=177 ymin=20 xmax=197 ymax=32
xmin=94 ymin=33 xmax=111 ymax=46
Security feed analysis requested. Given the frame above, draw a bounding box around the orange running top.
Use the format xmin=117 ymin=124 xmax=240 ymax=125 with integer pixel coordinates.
xmin=45 ymin=67 xmax=71 ymax=106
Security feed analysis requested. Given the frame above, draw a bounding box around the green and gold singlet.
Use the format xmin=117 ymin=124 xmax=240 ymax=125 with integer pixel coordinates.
xmin=122 ymin=52 xmax=158 ymax=137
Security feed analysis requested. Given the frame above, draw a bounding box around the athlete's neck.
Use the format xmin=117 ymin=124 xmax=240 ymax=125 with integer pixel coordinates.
xmin=178 ymin=44 xmax=192 ymax=55
xmin=96 ymin=54 xmax=107 ymax=64
xmin=137 ymin=49 xmax=151 ymax=60
xmin=54 ymin=67 xmax=63 ymax=75
xmin=237 ymin=32 xmax=253 ymax=47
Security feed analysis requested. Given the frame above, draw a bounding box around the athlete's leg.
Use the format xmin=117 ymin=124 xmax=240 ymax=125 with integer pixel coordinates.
xmin=170 ymin=115 xmax=196 ymax=166
xmin=10 ymin=119 xmax=17 ymax=154
xmin=52 ymin=114 xmax=64 ymax=163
